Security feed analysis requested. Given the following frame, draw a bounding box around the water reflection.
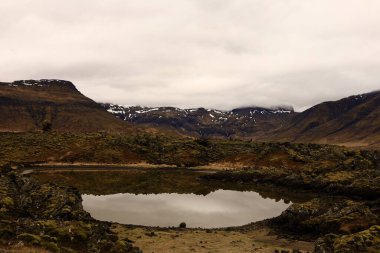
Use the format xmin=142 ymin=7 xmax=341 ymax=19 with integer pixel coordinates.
xmin=82 ymin=190 xmax=290 ymax=228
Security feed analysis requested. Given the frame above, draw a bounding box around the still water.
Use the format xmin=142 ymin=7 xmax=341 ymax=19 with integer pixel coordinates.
xmin=82 ymin=189 xmax=290 ymax=228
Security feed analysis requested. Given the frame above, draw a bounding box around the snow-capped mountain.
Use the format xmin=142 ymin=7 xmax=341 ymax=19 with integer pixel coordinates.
xmin=1 ymin=78 xmax=379 ymax=147
xmin=100 ymin=90 xmax=380 ymax=146
xmin=100 ymin=104 xmax=296 ymax=138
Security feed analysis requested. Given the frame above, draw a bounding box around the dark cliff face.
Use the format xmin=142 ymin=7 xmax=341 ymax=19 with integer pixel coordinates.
xmin=0 ymin=79 xmax=128 ymax=132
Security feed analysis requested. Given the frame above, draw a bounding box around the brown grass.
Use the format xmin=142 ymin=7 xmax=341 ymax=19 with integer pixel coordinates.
xmin=0 ymin=245 xmax=53 ymax=253
xmin=112 ymin=225 xmax=314 ymax=253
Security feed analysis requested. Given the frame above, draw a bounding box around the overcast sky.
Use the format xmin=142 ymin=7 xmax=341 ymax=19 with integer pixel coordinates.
xmin=1 ymin=1 xmax=380 ymax=111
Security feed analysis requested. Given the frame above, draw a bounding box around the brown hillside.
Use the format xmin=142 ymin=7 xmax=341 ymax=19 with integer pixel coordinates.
xmin=0 ymin=79 xmax=129 ymax=132
xmin=266 ymin=91 xmax=380 ymax=147
xmin=1 ymin=79 xmax=379 ymax=148
xmin=102 ymin=91 xmax=380 ymax=148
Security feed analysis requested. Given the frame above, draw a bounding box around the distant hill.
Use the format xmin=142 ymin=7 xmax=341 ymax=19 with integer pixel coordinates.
xmin=266 ymin=91 xmax=380 ymax=147
xmin=100 ymin=104 xmax=296 ymax=138
xmin=102 ymin=91 xmax=380 ymax=147
xmin=0 ymin=79 xmax=128 ymax=132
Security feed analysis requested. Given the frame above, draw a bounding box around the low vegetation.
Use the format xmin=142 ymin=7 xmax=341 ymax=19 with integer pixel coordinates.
xmin=0 ymin=167 xmax=141 ymax=253
xmin=1 ymin=132 xmax=379 ymax=252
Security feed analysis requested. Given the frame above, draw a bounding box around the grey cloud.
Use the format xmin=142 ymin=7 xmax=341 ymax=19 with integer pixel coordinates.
xmin=1 ymin=0 xmax=380 ymax=111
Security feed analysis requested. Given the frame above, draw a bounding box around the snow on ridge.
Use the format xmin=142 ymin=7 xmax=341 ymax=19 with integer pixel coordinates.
xmin=9 ymin=79 xmax=73 ymax=88
xmin=105 ymin=103 xmax=126 ymax=114
xmin=272 ymin=109 xmax=293 ymax=114
xmin=135 ymin=108 xmax=160 ymax=114
xmin=103 ymin=103 xmax=294 ymax=123
xmin=248 ymin=108 xmax=292 ymax=115
xmin=353 ymin=94 xmax=364 ymax=100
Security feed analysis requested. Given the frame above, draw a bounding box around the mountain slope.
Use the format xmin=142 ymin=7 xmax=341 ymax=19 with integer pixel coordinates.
xmin=0 ymin=79 xmax=128 ymax=132
xmin=100 ymin=104 xmax=296 ymax=138
xmin=102 ymin=90 xmax=380 ymax=147
xmin=267 ymin=91 xmax=380 ymax=147
xmin=1 ymin=79 xmax=379 ymax=147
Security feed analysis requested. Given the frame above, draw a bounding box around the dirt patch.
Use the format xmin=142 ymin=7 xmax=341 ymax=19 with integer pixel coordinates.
xmin=112 ymin=225 xmax=314 ymax=253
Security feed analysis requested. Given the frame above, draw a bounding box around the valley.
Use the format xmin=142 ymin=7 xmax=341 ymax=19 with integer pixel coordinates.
xmin=0 ymin=80 xmax=379 ymax=253
xmin=2 ymin=1 xmax=380 ymax=252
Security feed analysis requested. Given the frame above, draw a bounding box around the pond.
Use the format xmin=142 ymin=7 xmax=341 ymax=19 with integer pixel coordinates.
xmin=29 ymin=167 xmax=313 ymax=228
xmin=82 ymin=189 xmax=290 ymax=228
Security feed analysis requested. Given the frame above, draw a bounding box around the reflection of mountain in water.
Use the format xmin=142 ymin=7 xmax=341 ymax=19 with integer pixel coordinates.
xmin=30 ymin=169 xmax=316 ymax=203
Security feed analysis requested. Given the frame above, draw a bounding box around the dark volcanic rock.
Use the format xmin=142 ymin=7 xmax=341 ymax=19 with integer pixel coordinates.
xmin=0 ymin=168 xmax=140 ymax=253
xmin=271 ymin=198 xmax=379 ymax=236
xmin=314 ymin=225 xmax=380 ymax=253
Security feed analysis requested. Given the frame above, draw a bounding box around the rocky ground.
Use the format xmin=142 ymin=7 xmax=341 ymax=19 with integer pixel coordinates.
xmin=203 ymin=151 xmax=380 ymax=252
xmin=0 ymin=165 xmax=316 ymax=253
xmin=268 ymin=198 xmax=380 ymax=252
xmin=3 ymin=166 xmax=380 ymax=253
xmin=0 ymin=166 xmax=141 ymax=253
xmin=1 ymin=133 xmax=380 ymax=252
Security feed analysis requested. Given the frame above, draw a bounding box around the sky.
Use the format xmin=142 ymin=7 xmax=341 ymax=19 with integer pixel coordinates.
xmin=1 ymin=0 xmax=380 ymax=111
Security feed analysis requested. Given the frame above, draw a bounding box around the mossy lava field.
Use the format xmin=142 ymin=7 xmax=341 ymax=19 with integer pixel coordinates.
xmin=0 ymin=132 xmax=379 ymax=252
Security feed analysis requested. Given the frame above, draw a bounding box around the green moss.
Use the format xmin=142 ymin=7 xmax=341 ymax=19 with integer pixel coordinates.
xmin=1 ymin=196 xmax=14 ymax=208
xmin=72 ymin=224 xmax=91 ymax=241
xmin=67 ymin=196 xmax=77 ymax=205
xmin=17 ymin=233 xmax=59 ymax=252
xmin=41 ymin=234 xmax=58 ymax=243
xmin=38 ymin=220 xmax=92 ymax=243
xmin=42 ymin=241 xmax=59 ymax=252
xmin=61 ymin=205 xmax=72 ymax=214
xmin=317 ymin=226 xmax=380 ymax=253
xmin=17 ymin=233 xmax=42 ymax=245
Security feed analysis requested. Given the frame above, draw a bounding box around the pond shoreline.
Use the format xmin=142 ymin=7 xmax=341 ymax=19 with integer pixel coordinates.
xmin=1 ymin=167 xmax=316 ymax=253
xmin=3 ymin=160 xmax=380 ymax=252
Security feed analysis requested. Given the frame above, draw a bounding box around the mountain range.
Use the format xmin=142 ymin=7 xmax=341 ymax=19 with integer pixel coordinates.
xmin=100 ymin=104 xmax=296 ymax=138
xmin=1 ymin=79 xmax=379 ymax=148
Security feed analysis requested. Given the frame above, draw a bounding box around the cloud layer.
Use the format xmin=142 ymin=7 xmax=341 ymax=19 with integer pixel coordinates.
xmin=1 ymin=0 xmax=380 ymax=111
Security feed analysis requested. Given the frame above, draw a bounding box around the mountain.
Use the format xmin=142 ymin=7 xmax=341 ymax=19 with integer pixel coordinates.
xmin=267 ymin=90 xmax=380 ymax=147
xmin=0 ymin=79 xmax=128 ymax=132
xmin=1 ymin=79 xmax=379 ymax=147
xmin=101 ymin=90 xmax=380 ymax=147
xmin=100 ymin=103 xmax=296 ymax=138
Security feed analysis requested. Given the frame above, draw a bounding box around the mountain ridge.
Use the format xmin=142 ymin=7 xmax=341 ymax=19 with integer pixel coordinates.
xmin=101 ymin=90 xmax=380 ymax=147
xmin=1 ymin=79 xmax=379 ymax=148
xmin=0 ymin=79 xmax=129 ymax=132
xmin=265 ymin=90 xmax=380 ymax=146
xmin=100 ymin=103 xmax=296 ymax=138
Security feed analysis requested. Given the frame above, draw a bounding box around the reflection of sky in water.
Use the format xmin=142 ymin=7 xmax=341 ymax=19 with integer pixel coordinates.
xmin=82 ymin=190 xmax=291 ymax=228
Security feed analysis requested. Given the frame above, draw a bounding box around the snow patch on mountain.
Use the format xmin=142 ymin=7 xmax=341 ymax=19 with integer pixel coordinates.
xmin=100 ymin=103 xmax=295 ymax=125
xmin=8 ymin=79 xmax=76 ymax=89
